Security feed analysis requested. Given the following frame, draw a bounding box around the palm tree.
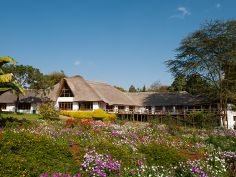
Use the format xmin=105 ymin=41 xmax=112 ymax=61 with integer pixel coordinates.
xmin=0 ymin=56 xmax=24 ymax=95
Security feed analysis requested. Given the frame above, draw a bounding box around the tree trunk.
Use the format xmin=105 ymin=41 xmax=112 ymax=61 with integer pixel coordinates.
xmin=15 ymin=95 xmax=19 ymax=113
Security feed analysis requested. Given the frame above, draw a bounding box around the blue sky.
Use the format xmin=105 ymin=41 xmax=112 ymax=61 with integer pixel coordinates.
xmin=0 ymin=0 xmax=236 ymax=89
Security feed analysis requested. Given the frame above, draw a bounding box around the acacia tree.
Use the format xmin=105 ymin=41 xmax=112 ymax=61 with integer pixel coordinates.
xmin=166 ymin=20 xmax=236 ymax=127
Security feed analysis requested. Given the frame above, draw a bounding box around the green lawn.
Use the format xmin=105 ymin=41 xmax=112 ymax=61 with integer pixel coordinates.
xmin=0 ymin=112 xmax=41 ymax=120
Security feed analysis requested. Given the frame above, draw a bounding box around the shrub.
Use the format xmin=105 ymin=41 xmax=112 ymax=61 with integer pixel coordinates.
xmin=0 ymin=131 xmax=77 ymax=176
xmin=94 ymin=140 xmax=135 ymax=167
xmin=38 ymin=102 xmax=59 ymax=120
xmin=0 ymin=117 xmax=31 ymax=128
xmin=60 ymin=109 xmax=116 ymax=121
xmin=186 ymin=111 xmax=218 ymax=128
xmin=137 ymin=142 xmax=186 ymax=167
xmin=206 ymin=136 xmax=236 ymax=151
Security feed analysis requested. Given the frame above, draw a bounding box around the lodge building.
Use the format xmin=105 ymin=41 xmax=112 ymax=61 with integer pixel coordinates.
xmin=0 ymin=75 xmax=235 ymax=128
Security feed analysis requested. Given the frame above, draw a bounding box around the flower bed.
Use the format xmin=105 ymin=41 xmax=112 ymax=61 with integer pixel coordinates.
xmin=0 ymin=119 xmax=235 ymax=176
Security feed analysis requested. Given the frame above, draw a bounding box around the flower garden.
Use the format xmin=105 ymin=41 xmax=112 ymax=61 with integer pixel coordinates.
xmin=0 ymin=115 xmax=236 ymax=177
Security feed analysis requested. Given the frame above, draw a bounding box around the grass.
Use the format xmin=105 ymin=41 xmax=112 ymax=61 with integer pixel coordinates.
xmin=0 ymin=112 xmax=41 ymax=120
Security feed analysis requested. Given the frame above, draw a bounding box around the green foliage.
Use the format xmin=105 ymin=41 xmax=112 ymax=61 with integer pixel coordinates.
xmin=94 ymin=140 xmax=135 ymax=167
xmin=0 ymin=56 xmax=25 ymax=95
xmin=186 ymin=111 xmax=218 ymax=128
xmin=0 ymin=112 xmax=40 ymax=120
xmin=186 ymin=74 xmax=211 ymax=95
xmin=3 ymin=64 xmax=43 ymax=89
xmin=40 ymin=71 xmax=66 ymax=90
xmin=114 ymin=85 xmax=126 ymax=92
xmin=0 ymin=117 xmax=31 ymax=128
xmin=138 ymin=142 xmax=186 ymax=167
xmin=168 ymin=74 xmax=186 ymax=92
xmin=0 ymin=131 xmax=77 ymax=176
xmin=60 ymin=109 xmax=116 ymax=121
xmin=38 ymin=102 xmax=59 ymax=120
xmin=166 ymin=20 xmax=236 ymax=126
xmin=206 ymin=136 xmax=236 ymax=151
xmin=128 ymin=85 xmax=137 ymax=92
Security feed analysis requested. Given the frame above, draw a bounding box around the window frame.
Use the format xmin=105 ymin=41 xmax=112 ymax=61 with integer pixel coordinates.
xmin=59 ymin=102 xmax=73 ymax=110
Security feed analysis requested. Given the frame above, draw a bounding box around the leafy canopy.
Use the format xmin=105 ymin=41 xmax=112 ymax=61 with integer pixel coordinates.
xmin=0 ymin=56 xmax=24 ymax=95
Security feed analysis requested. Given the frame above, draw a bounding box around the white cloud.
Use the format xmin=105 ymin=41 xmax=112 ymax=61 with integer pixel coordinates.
xmin=216 ymin=3 xmax=221 ymax=9
xmin=178 ymin=7 xmax=191 ymax=16
xmin=74 ymin=60 xmax=80 ymax=66
xmin=170 ymin=6 xmax=191 ymax=19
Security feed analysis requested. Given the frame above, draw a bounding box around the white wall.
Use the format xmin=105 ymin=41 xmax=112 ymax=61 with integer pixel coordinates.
xmin=93 ymin=102 xmax=99 ymax=110
xmin=227 ymin=110 xmax=236 ymax=129
xmin=57 ymin=97 xmax=74 ymax=102
xmin=114 ymin=105 xmax=118 ymax=113
xmin=2 ymin=103 xmax=37 ymax=114
xmin=2 ymin=103 xmax=15 ymax=112
xmin=73 ymin=102 xmax=79 ymax=111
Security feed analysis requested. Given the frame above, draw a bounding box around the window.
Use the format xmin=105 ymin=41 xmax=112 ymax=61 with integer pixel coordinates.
xmin=155 ymin=106 xmax=163 ymax=111
xmin=18 ymin=103 xmax=31 ymax=110
xmin=60 ymin=83 xmax=74 ymax=97
xmin=0 ymin=103 xmax=6 ymax=110
xmin=106 ymin=105 xmax=114 ymax=111
xmin=79 ymin=102 xmax=93 ymax=110
xmin=118 ymin=106 xmax=125 ymax=110
xmin=234 ymin=116 xmax=236 ymax=121
xmin=129 ymin=106 xmax=134 ymax=111
xmin=59 ymin=102 xmax=73 ymax=110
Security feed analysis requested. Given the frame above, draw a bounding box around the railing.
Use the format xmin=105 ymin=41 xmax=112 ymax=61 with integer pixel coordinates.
xmin=105 ymin=108 xmax=218 ymax=115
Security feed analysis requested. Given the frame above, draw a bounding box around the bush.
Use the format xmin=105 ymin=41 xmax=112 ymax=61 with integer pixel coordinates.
xmin=206 ymin=136 xmax=236 ymax=151
xmin=94 ymin=140 xmax=135 ymax=167
xmin=138 ymin=142 xmax=186 ymax=167
xmin=60 ymin=109 xmax=116 ymax=121
xmin=0 ymin=131 xmax=77 ymax=176
xmin=186 ymin=111 xmax=218 ymax=128
xmin=38 ymin=102 xmax=59 ymax=120
xmin=0 ymin=117 xmax=31 ymax=128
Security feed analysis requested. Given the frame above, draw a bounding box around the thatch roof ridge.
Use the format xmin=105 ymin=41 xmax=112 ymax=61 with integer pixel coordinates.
xmin=64 ymin=75 xmax=102 ymax=102
xmin=87 ymin=80 xmax=136 ymax=106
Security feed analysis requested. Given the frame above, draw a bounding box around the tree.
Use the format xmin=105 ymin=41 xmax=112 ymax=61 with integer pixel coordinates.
xmin=168 ymin=74 xmax=187 ymax=92
xmin=3 ymin=64 xmax=43 ymax=112
xmin=166 ymin=20 xmax=236 ymax=127
xmin=39 ymin=71 xmax=66 ymax=90
xmin=128 ymin=85 xmax=137 ymax=92
xmin=185 ymin=74 xmax=211 ymax=95
xmin=114 ymin=86 xmax=126 ymax=92
xmin=147 ymin=81 xmax=169 ymax=92
xmin=148 ymin=81 xmax=161 ymax=92
xmin=0 ymin=56 xmax=24 ymax=95
xmin=142 ymin=85 xmax=146 ymax=92
xmin=3 ymin=64 xmax=43 ymax=89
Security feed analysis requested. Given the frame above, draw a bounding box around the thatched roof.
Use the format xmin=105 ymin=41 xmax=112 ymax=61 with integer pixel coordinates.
xmin=0 ymin=90 xmax=44 ymax=103
xmin=87 ymin=81 xmax=135 ymax=106
xmin=49 ymin=75 xmax=101 ymax=102
xmin=48 ymin=75 xmax=134 ymax=105
xmin=48 ymin=75 xmax=208 ymax=106
xmin=125 ymin=92 xmax=208 ymax=107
